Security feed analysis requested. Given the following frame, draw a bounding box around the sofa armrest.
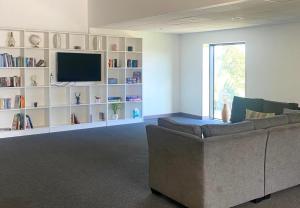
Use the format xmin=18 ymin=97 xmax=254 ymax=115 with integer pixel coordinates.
xmin=146 ymin=125 xmax=204 ymax=208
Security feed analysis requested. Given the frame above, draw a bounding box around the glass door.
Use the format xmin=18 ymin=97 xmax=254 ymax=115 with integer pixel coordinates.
xmin=209 ymin=43 xmax=246 ymax=119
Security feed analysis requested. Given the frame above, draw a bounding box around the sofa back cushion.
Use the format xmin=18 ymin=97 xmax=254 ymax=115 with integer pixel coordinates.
xmin=202 ymin=121 xmax=254 ymax=138
xmin=283 ymin=109 xmax=300 ymax=124
xmin=249 ymin=115 xmax=288 ymax=130
xmin=262 ymin=100 xmax=298 ymax=115
xmin=246 ymin=109 xmax=275 ymax=120
xmin=157 ymin=118 xmax=202 ymax=137
xmin=230 ymin=96 xmax=263 ymax=123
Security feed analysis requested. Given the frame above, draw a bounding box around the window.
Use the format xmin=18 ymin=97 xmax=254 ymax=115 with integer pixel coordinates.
xmin=204 ymin=43 xmax=246 ymax=119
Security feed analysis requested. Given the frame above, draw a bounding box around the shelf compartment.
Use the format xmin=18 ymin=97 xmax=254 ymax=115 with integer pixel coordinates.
xmin=71 ymin=105 xmax=89 ymax=124
xmin=25 ymin=67 xmax=49 ymax=87
xmin=69 ymin=33 xmax=86 ymax=51
xmin=125 ymin=37 xmax=142 ymax=53
xmin=88 ymin=35 xmax=106 ymax=51
xmin=108 ymin=68 xmax=126 ymax=84
xmin=26 ymin=108 xmax=49 ymax=129
xmin=0 ymin=109 xmax=25 ymax=131
xmin=126 ymin=102 xmax=142 ymax=119
xmin=50 ymin=86 xmax=70 ymax=106
xmin=108 ymin=37 xmax=125 ymax=52
xmin=49 ymin=32 xmax=69 ymax=50
xmin=90 ymin=85 xmax=107 ymax=104
xmin=50 ymin=106 xmax=70 ymax=127
xmin=24 ymin=31 xmax=49 ymax=49
xmin=91 ymin=104 xmax=106 ymax=122
xmin=108 ymin=85 xmax=125 ymax=102
xmin=25 ymin=87 xmax=49 ymax=108
xmin=70 ymin=86 xmax=89 ymax=105
xmin=108 ymin=102 xmax=125 ymax=120
xmin=0 ymin=30 xmax=24 ymax=48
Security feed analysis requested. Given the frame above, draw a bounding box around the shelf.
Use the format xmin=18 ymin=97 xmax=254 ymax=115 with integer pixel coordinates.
xmin=108 ymin=67 xmax=126 ymax=70
xmin=0 ymin=108 xmax=24 ymax=112
xmin=0 ymin=86 xmax=24 ymax=89
xmin=126 ymin=100 xmax=143 ymax=103
xmin=126 ymin=83 xmax=143 ymax=85
xmin=90 ymin=102 xmax=107 ymax=105
xmin=50 ymin=104 xmax=70 ymax=108
xmin=0 ymin=67 xmax=48 ymax=69
xmin=26 ymin=106 xmax=49 ymax=110
xmin=51 ymin=48 xmax=103 ymax=53
xmin=108 ymin=84 xmax=125 ymax=86
xmin=108 ymin=101 xmax=125 ymax=104
xmin=26 ymin=85 xmax=49 ymax=88
xmin=108 ymin=50 xmax=126 ymax=53
xmin=126 ymin=67 xmax=142 ymax=70
xmin=126 ymin=51 xmax=143 ymax=54
xmin=71 ymin=103 xmax=90 ymax=107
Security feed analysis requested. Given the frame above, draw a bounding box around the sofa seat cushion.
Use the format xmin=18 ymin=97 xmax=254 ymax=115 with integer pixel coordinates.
xmin=202 ymin=121 xmax=254 ymax=138
xmin=262 ymin=100 xmax=298 ymax=115
xmin=157 ymin=118 xmax=202 ymax=137
xmin=248 ymin=115 xmax=289 ymax=130
xmin=230 ymin=96 xmax=264 ymax=123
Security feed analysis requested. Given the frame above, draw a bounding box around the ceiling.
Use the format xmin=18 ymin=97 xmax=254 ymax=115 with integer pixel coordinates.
xmin=102 ymin=0 xmax=300 ymax=34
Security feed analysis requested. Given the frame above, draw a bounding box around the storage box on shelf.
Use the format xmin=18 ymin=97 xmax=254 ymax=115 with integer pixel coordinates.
xmin=0 ymin=28 xmax=143 ymax=137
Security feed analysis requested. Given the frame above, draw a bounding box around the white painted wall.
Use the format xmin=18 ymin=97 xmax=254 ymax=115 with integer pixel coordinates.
xmin=0 ymin=0 xmax=88 ymax=32
xmin=88 ymin=0 xmax=232 ymax=27
xmin=180 ymin=22 xmax=300 ymax=116
xmin=90 ymin=28 xmax=181 ymax=116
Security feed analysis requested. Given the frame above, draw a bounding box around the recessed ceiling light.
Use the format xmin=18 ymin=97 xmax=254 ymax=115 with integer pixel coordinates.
xmin=231 ymin=17 xmax=244 ymax=21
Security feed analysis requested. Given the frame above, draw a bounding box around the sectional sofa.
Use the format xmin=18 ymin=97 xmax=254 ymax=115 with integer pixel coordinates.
xmin=146 ymin=97 xmax=300 ymax=208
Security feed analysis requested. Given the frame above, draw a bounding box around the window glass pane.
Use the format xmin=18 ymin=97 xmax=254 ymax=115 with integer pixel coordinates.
xmin=213 ymin=44 xmax=245 ymax=119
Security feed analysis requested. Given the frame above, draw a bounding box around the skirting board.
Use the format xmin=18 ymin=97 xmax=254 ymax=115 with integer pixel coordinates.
xmin=144 ymin=112 xmax=204 ymax=120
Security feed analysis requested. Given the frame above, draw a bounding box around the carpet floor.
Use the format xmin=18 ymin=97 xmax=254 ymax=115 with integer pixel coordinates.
xmin=0 ymin=120 xmax=299 ymax=208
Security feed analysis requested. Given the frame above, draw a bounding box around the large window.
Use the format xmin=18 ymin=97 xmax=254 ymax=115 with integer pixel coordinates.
xmin=208 ymin=43 xmax=246 ymax=119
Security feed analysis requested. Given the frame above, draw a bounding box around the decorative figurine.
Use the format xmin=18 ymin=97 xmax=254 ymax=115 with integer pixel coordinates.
xmin=30 ymin=75 xmax=37 ymax=86
xmin=29 ymin=34 xmax=41 ymax=48
xmin=8 ymin=32 xmax=16 ymax=47
xmin=95 ymin=96 xmax=101 ymax=103
xmin=75 ymin=93 xmax=81 ymax=105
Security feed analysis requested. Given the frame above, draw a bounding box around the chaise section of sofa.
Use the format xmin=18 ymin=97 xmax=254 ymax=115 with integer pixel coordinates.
xmin=265 ymin=122 xmax=300 ymax=195
xmin=146 ymin=125 xmax=268 ymax=208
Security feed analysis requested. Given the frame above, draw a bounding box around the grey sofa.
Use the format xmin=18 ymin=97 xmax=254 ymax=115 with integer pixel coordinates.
xmin=146 ymin=114 xmax=300 ymax=208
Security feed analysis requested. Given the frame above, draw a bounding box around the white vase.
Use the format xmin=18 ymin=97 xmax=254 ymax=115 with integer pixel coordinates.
xmin=112 ymin=114 xmax=119 ymax=120
xmin=93 ymin=36 xmax=101 ymax=51
xmin=53 ymin=33 xmax=61 ymax=49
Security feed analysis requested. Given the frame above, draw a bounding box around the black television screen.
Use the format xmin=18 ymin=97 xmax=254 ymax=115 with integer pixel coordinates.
xmin=57 ymin=52 xmax=101 ymax=82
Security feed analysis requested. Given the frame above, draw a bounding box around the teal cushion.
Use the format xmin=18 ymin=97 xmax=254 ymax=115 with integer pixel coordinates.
xmin=230 ymin=96 xmax=263 ymax=123
xmin=262 ymin=100 xmax=298 ymax=115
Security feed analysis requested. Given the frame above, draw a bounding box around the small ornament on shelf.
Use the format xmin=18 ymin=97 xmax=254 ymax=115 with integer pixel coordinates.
xmin=75 ymin=93 xmax=81 ymax=105
xmin=111 ymin=44 xmax=117 ymax=51
xmin=111 ymin=103 xmax=121 ymax=120
xmin=29 ymin=34 xmax=41 ymax=48
xmin=95 ymin=96 xmax=101 ymax=103
xmin=30 ymin=75 xmax=38 ymax=86
xmin=7 ymin=32 xmax=16 ymax=47
xmin=53 ymin=33 xmax=61 ymax=49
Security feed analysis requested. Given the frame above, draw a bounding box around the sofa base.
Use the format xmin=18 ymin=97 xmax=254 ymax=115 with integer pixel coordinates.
xmin=150 ymin=188 xmax=188 ymax=208
xmin=251 ymin=194 xmax=271 ymax=204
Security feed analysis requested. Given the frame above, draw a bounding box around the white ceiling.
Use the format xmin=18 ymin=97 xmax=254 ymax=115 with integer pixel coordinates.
xmin=102 ymin=0 xmax=300 ymax=34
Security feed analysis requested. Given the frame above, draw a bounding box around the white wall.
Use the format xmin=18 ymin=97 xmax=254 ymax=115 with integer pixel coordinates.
xmin=0 ymin=0 xmax=88 ymax=32
xmin=180 ymin=22 xmax=300 ymax=116
xmin=90 ymin=28 xmax=181 ymax=116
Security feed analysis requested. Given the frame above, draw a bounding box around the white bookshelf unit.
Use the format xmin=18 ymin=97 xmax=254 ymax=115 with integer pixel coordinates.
xmin=0 ymin=28 xmax=143 ymax=138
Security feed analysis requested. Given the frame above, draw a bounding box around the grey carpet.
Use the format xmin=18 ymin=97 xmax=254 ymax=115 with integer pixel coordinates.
xmin=0 ymin=119 xmax=299 ymax=208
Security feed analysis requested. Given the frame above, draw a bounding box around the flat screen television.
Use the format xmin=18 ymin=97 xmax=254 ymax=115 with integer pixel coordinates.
xmin=57 ymin=52 xmax=101 ymax=82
